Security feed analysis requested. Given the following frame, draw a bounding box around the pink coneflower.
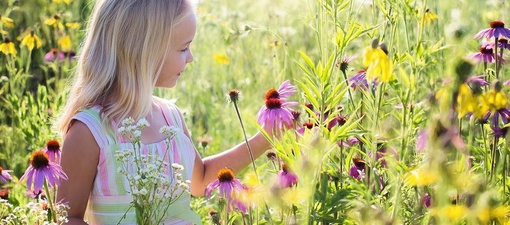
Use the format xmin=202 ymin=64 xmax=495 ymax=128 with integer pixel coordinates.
xmin=349 ymin=70 xmax=377 ymax=90
xmin=468 ymin=44 xmax=500 ymax=63
xmin=474 ymin=20 xmax=510 ymax=39
xmin=20 ymin=151 xmax=68 ymax=194
xmin=276 ymin=164 xmax=298 ymax=188
xmin=339 ymin=55 xmax=357 ymax=72
xmin=466 ymin=74 xmax=490 ymax=86
xmin=349 ymin=157 xmax=365 ymax=180
xmin=42 ymin=140 xmax=61 ymax=163
xmin=44 ymin=48 xmax=65 ymax=62
xmin=205 ymin=168 xmax=247 ymax=212
xmin=275 ymin=80 xmax=297 ymax=100
xmin=415 ymin=129 xmax=428 ymax=153
xmin=497 ymin=38 xmax=510 ymax=50
xmin=0 ymin=167 xmax=13 ymax=184
xmin=257 ymin=98 xmax=298 ymax=130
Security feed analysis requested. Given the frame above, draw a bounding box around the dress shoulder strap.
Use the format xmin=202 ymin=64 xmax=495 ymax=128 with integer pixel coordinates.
xmin=70 ymin=106 xmax=116 ymax=148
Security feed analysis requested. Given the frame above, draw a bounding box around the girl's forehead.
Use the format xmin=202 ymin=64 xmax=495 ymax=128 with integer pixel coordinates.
xmin=172 ymin=13 xmax=197 ymax=43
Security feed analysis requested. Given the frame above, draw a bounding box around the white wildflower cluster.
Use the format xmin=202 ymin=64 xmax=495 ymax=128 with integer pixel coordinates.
xmin=114 ymin=118 xmax=190 ymax=225
xmin=117 ymin=117 xmax=150 ymax=142
xmin=1 ymin=198 xmax=69 ymax=225
xmin=159 ymin=125 xmax=181 ymax=140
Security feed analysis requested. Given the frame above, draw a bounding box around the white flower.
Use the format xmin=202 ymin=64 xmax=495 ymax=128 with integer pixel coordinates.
xmin=136 ymin=118 xmax=150 ymax=128
xmin=121 ymin=117 xmax=135 ymax=126
xmin=159 ymin=125 xmax=180 ymax=138
xmin=171 ymin=163 xmax=184 ymax=170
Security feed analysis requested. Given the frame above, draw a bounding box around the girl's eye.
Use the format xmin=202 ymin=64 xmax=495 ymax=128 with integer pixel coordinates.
xmin=180 ymin=48 xmax=189 ymax=53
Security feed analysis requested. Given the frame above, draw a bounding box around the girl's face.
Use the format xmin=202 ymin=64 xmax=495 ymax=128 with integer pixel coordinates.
xmin=157 ymin=11 xmax=196 ymax=88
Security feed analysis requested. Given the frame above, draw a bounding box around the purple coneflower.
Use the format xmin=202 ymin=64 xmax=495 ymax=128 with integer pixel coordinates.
xmin=466 ymin=74 xmax=490 ymax=86
xmin=42 ymin=140 xmax=61 ymax=163
xmin=0 ymin=167 xmax=13 ymax=184
xmin=276 ymin=164 xmax=298 ymax=188
xmin=422 ymin=193 xmax=432 ymax=208
xmin=415 ymin=129 xmax=428 ymax=153
xmin=339 ymin=54 xmax=357 ymax=72
xmin=44 ymin=48 xmax=65 ymax=62
xmin=275 ymin=80 xmax=297 ymax=100
xmin=205 ymin=168 xmax=247 ymax=212
xmin=20 ymin=151 xmax=68 ymax=194
xmin=349 ymin=157 xmax=366 ymax=180
xmin=349 ymin=70 xmax=378 ymax=90
xmin=474 ymin=20 xmax=510 ymax=39
xmin=497 ymin=38 xmax=510 ymax=50
xmin=257 ymin=98 xmax=297 ymax=130
xmin=468 ymin=44 xmax=501 ymax=63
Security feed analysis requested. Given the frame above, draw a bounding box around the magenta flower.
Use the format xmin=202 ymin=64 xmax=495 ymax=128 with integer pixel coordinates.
xmin=257 ymin=98 xmax=298 ymax=130
xmin=19 ymin=151 xmax=68 ymax=194
xmin=467 ymin=44 xmax=502 ymax=63
xmin=42 ymin=140 xmax=61 ymax=163
xmin=44 ymin=48 xmax=65 ymax=62
xmin=498 ymin=38 xmax=510 ymax=50
xmin=276 ymin=164 xmax=298 ymax=188
xmin=349 ymin=157 xmax=365 ymax=180
xmin=422 ymin=193 xmax=432 ymax=208
xmin=0 ymin=167 xmax=13 ymax=184
xmin=474 ymin=20 xmax=510 ymax=39
xmin=205 ymin=168 xmax=247 ymax=213
xmin=276 ymin=80 xmax=297 ymax=100
xmin=466 ymin=74 xmax=490 ymax=86
xmin=415 ymin=129 xmax=428 ymax=153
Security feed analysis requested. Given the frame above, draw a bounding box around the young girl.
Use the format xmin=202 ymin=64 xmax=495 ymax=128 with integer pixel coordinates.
xmin=56 ymin=0 xmax=274 ymax=224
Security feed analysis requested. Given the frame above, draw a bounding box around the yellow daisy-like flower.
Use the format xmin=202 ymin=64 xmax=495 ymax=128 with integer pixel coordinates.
xmin=482 ymin=89 xmax=508 ymax=111
xmin=52 ymin=0 xmax=71 ymax=4
xmin=65 ymin=22 xmax=81 ymax=29
xmin=363 ymin=39 xmax=393 ymax=82
xmin=404 ymin=169 xmax=438 ymax=186
xmin=0 ymin=15 xmax=14 ymax=28
xmin=280 ymin=187 xmax=310 ymax=205
xmin=45 ymin=15 xmax=65 ymax=30
xmin=58 ymin=35 xmax=72 ymax=52
xmin=444 ymin=205 xmax=468 ymax=221
xmin=0 ymin=37 xmax=16 ymax=57
xmin=21 ymin=31 xmax=42 ymax=51
xmin=456 ymin=83 xmax=478 ymax=118
xmin=421 ymin=9 xmax=438 ymax=25
xmin=213 ymin=54 xmax=230 ymax=64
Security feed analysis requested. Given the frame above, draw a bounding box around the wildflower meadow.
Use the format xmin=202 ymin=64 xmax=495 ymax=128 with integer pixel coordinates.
xmin=1 ymin=0 xmax=510 ymax=224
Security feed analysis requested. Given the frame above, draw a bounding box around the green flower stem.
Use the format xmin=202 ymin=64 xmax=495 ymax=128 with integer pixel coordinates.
xmin=43 ymin=181 xmax=58 ymax=223
xmin=232 ymin=101 xmax=258 ymax=179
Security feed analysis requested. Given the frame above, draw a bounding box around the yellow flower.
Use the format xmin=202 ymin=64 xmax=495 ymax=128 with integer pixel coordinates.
xmin=456 ymin=84 xmax=478 ymax=118
xmin=421 ymin=9 xmax=438 ymax=25
xmin=45 ymin=15 xmax=65 ymax=30
xmin=445 ymin=205 xmax=468 ymax=221
xmin=65 ymin=22 xmax=81 ymax=29
xmin=404 ymin=169 xmax=438 ymax=186
xmin=280 ymin=187 xmax=310 ymax=205
xmin=363 ymin=39 xmax=393 ymax=82
xmin=213 ymin=54 xmax=230 ymax=64
xmin=0 ymin=15 xmax=14 ymax=28
xmin=21 ymin=31 xmax=42 ymax=51
xmin=0 ymin=37 xmax=16 ymax=57
xmin=58 ymin=35 xmax=72 ymax=52
xmin=482 ymin=89 xmax=508 ymax=111
xmin=52 ymin=0 xmax=71 ymax=4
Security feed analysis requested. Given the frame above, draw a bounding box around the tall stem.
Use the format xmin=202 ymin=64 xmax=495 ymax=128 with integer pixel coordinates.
xmin=233 ymin=101 xmax=258 ymax=179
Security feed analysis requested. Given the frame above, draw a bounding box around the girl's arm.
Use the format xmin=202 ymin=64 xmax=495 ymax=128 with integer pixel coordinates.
xmin=190 ymin=131 xmax=271 ymax=196
xmin=174 ymin=107 xmax=272 ymax=196
xmin=57 ymin=121 xmax=100 ymax=225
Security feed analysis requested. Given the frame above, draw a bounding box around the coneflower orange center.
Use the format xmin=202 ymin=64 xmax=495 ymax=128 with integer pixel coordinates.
xmin=30 ymin=151 xmax=49 ymax=169
xmin=265 ymin=88 xmax=279 ymax=100
xmin=265 ymin=98 xmax=282 ymax=109
xmin=303 ymin=122 xmax=314 ymax=129
xmin=282 ymin=163 xmax=290 ymax=173
xmin=0 ymin=166 xmax=3 ymax=173
xmin=228 ymin=89 xmax=240 ymax=102
xmin=490 ymin=20 xmax=505 ymax=28
xmin=217 ymin=168 xmax=235 ymax=182
xmin=480 ymin=46 xmax=493 ymax=54
xmin=46 ymin=140 xmax=60 ymax=151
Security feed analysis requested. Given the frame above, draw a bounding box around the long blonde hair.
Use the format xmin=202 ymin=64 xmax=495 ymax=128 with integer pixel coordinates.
xmin=57 ymin=0 xmax=193 ymax=134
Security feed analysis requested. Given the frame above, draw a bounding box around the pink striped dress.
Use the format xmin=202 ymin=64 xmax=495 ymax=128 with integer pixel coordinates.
xmin=71 ymin=98 xmax=201 ymax=225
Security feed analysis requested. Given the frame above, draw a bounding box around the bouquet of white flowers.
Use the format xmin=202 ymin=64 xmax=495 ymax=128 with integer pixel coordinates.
xmin=115 ymin=118 xmax=191 ymax=225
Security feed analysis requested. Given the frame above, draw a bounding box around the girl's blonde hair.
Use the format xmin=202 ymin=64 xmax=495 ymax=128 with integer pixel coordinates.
xmin=57 ymin=0 xmax=194 ymax=134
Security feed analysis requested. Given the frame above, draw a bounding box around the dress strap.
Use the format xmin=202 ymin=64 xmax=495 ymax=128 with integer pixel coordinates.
xmin=71 ymin=106 xmax=116 ymax=148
